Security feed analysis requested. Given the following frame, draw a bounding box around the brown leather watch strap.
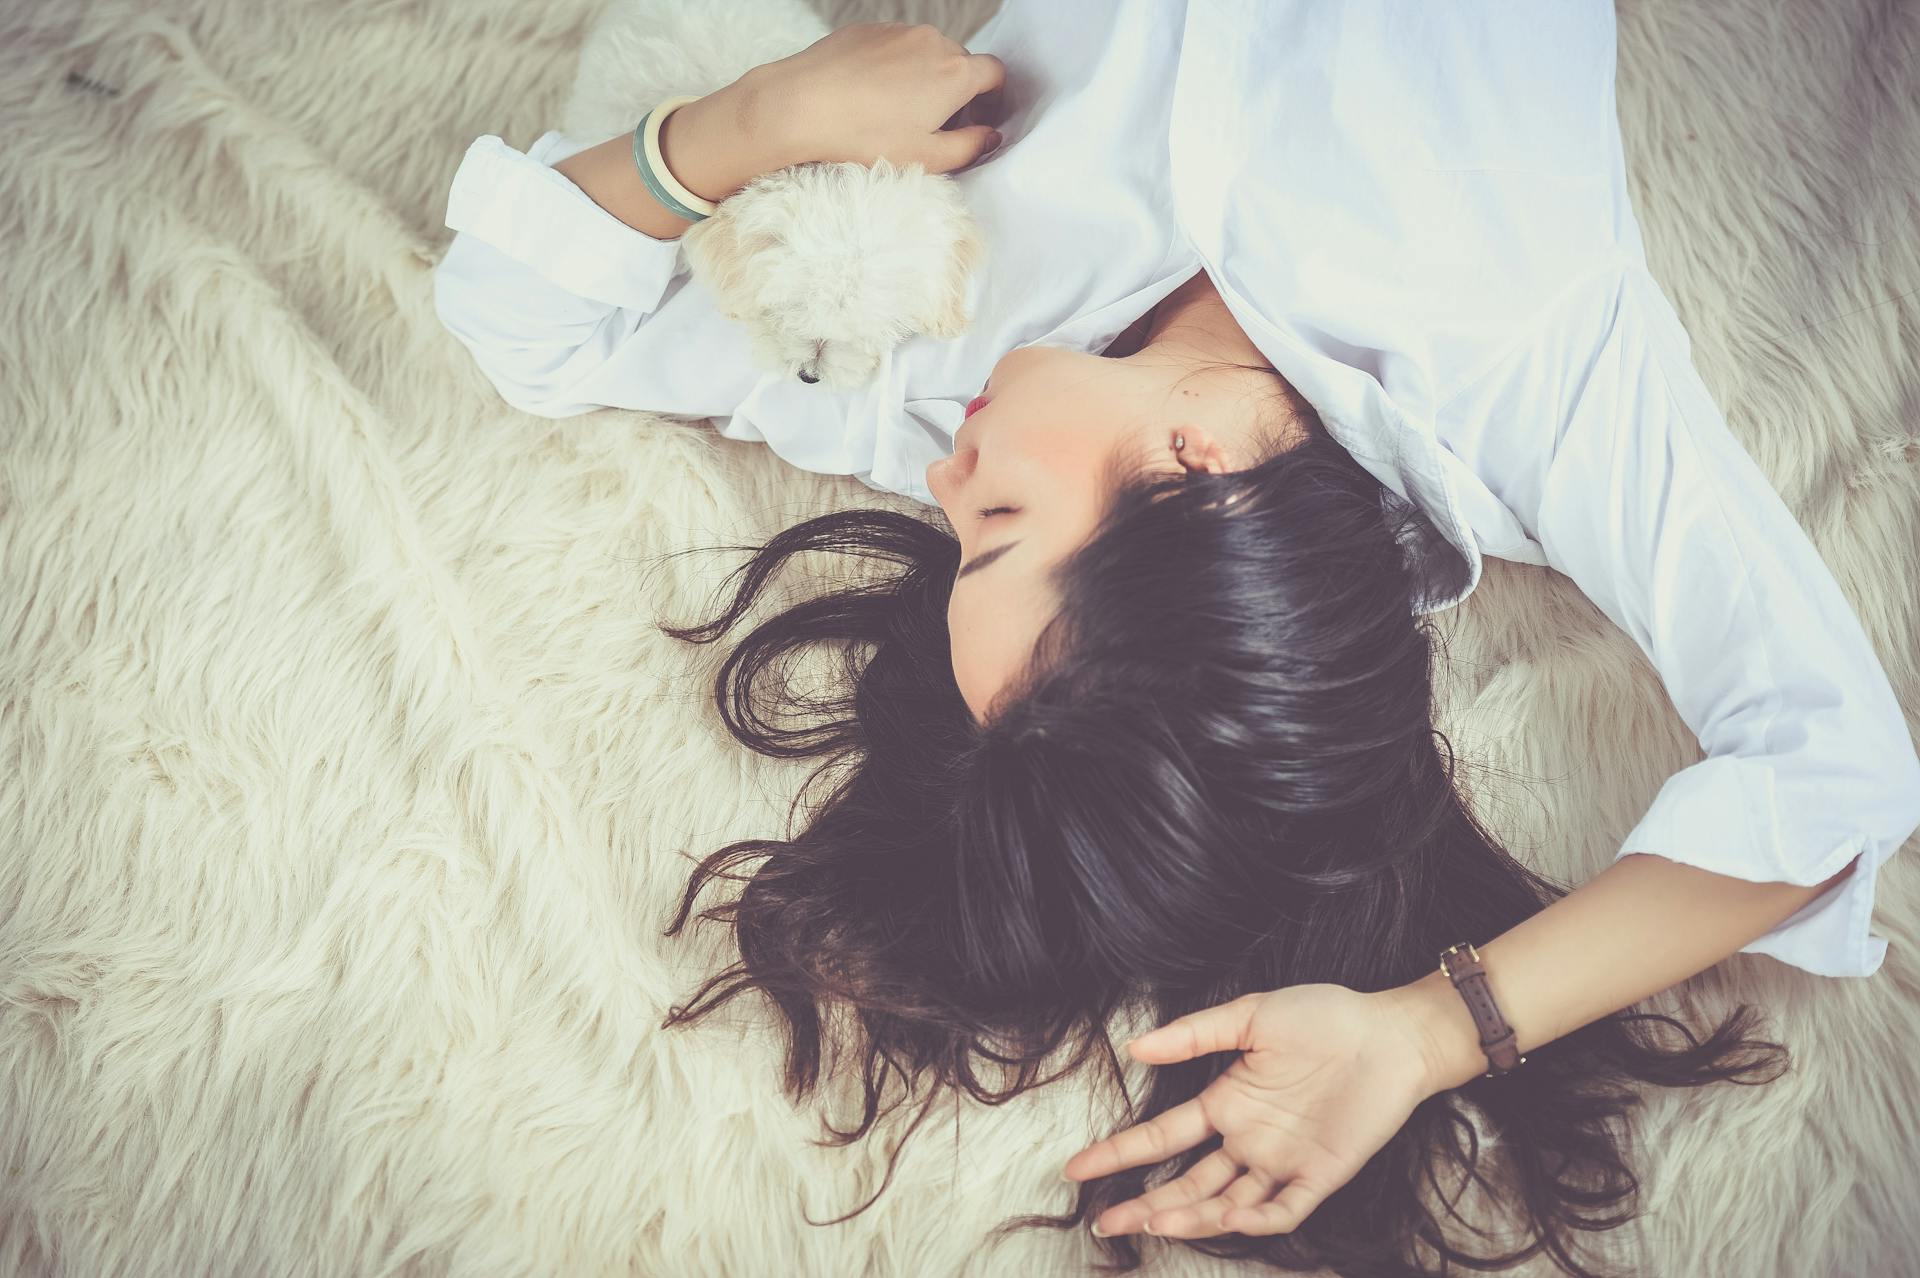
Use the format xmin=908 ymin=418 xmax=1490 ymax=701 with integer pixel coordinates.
xmin=1438 ymin=942 xmax=1526 ymax=1077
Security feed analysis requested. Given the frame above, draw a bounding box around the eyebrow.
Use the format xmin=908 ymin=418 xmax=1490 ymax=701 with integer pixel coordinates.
xmin=956 ymin=540 xmax=1021 ymax=580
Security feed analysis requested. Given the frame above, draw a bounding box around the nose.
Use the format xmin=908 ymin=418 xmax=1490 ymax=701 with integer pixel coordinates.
xmin=797 ymin=369 xmax=819 ymax=384
xmin=925 ymin=441 xmax=978 ymax=506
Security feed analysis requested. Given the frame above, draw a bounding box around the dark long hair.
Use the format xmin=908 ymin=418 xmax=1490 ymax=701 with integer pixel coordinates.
xmin=649 ymin=398 xmax=1787 ymax=1277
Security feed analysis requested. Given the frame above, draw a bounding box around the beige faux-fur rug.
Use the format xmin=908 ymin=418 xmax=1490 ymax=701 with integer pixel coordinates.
xmin=2 ymin=0 xmax=1917 ymax=1273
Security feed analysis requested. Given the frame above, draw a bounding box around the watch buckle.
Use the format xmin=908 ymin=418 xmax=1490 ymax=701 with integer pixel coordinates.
xmin=1438 ymin=941 xmax=1479 ymax=979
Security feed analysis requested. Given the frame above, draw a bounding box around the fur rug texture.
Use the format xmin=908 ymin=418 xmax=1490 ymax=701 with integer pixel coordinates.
xmin=3 ymin=0 xmax=1917 ymax=1274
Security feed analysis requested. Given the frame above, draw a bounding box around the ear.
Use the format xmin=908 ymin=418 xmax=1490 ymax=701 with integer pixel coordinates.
xmin=1173 ymin=426 xmax=1235 ymax=474
xmin=916 ymin=217 xmax=984 ymax=338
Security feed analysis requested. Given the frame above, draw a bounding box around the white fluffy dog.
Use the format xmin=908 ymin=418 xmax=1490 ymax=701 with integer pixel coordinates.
xmin=557 ymin=0 xmax=986 ymax=390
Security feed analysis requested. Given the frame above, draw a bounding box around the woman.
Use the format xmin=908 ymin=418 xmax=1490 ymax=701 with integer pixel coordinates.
xmin=432 ymin=4 xmax=1920 ymax=1273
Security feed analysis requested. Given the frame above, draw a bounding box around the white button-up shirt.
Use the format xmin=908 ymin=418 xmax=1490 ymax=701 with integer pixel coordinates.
xmin=433 ymin=0 xmax=1920 ymax=977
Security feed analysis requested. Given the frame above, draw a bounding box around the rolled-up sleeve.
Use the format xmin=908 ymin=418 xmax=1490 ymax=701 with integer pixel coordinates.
xmin=1453 ymin=266 xmax=1920 ymax=978
xmin=431 ymin=130 xmax=761 ymax=419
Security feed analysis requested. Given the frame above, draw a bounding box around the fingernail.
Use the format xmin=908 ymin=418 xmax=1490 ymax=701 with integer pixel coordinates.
xmin=1143 ymin=1220 xmax=1159 ymax=1236
xmin=1089 ymin=1221 xmax=1107 ymax=1238
xmin=987 ymin=130 xmax=1004 ymax=152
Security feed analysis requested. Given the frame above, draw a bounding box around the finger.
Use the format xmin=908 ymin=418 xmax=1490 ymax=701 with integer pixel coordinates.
xmin=1090 ymin=1148 xmax=1237 ymax=1238
xmin=1062 ymin=1095 xmax=1215 ymax=1181
xmin=926 ymin=122 xmax=1001 ymax=173
xmin=1220 ymin=1178 xmax=1324 ymax=1236
xmin=944 ymin=85 xmax=1006 ymax=132
xmin=1144 ymin=1166 xmax=1279 ymax=1240
xmin=1224 ymin=1166 xmax=1281 ymax=1211
xmin=1128 ymin=994 xmax=1261 ymax=1065
xmin=963 ymin=51 xmax=1006 ymax=100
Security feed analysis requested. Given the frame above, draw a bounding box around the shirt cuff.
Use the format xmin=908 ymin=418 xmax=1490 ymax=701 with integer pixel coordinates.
xmin=442 ymin=131 xmax=687 ymax=312
xmin=1614 ymin=755 xmax=1913 ymax=978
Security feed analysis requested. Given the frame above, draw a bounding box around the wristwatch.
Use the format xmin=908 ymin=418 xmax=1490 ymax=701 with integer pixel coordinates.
xmin=1438 ymin=942 xmax=1526 ymax=1077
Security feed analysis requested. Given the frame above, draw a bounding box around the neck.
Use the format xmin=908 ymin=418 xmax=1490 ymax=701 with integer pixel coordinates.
xmin=1118 ymin=270 xmax=1313 ymax=460
xmin=1138 ymin=269 xmax=1272 ymax=371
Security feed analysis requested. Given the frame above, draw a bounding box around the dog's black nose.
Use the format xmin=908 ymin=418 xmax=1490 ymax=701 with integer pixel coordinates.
xmin=796 ymin=369 xmax=819 ymax=384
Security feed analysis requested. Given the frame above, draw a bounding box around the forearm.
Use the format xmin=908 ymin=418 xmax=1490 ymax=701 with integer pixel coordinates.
xmin=551 ymin=71 xmax=803 ymax=241
xmin=1388 ymin=849 xmax=1862 ymax=1093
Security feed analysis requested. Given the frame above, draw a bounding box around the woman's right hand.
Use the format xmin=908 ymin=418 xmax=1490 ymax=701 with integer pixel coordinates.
xmin=747 ymin=22 xmax=1007 ymax=175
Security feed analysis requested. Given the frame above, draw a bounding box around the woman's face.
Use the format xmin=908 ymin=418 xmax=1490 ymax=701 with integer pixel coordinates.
xmin=925 ymin=342 xmax=1284 ymax=723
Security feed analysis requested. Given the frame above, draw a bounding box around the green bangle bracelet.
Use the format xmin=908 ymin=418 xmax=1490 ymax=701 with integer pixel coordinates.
xmin=631 ymin=97 xmax=715 ymax=224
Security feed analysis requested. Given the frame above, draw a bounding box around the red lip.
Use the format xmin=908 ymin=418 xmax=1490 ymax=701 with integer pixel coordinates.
xmin=964 ymin=394 xmax=991 ymax=419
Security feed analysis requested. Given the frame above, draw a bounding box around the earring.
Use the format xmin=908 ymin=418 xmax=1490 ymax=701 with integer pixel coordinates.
xmin=1175 ymin=432 xmax=1186 ymax=451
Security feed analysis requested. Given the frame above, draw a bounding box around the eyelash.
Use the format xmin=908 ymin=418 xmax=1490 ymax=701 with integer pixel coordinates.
xmin=975 ymin=505 xmax=1013 ymax=520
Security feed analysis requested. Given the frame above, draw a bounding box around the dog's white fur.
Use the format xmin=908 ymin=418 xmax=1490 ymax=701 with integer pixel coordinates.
xmin=560 ymin=0 xmax=984 ymax=389
xmin=3 ymin=0 xmax=1919 ymax=1274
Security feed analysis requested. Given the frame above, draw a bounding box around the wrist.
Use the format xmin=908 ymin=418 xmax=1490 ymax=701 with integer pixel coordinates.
xmin=1383 ymin=967 xmax=1491 ymax=1095
xmin=658 ymin=76 xmax=805 ymax=205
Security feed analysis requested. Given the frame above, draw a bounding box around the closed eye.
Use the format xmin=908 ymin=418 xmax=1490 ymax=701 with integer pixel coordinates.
xmin=975 ymin=505 xmax=1015 ymax=520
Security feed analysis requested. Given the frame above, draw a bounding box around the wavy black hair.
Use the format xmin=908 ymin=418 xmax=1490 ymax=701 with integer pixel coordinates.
xmin=648 ymin=383 xmax=1787 ymax=1277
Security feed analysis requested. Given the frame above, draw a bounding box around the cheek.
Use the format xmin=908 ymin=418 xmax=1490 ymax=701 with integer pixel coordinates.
xmin=974 ymin=349 xmax=1124 ymax=532
xmin=1003 ymin=423 xmax=1112 ymax=493
xmin=945 ymin=594 xmax=996 ymax=719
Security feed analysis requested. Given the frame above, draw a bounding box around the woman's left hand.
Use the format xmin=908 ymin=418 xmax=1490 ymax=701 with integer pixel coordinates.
xmin=1063 ymin=983 xmax=1444 ymax=1239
